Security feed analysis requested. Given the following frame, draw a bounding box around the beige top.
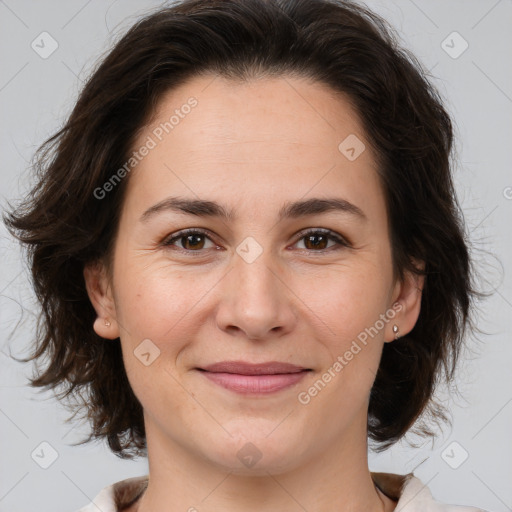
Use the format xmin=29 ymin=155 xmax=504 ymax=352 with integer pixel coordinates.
xmin=75 ymin=472 xmax=489 ymax=511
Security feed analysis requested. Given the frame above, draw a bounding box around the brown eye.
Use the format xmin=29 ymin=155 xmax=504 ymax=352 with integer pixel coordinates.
xmin=302 ymin=233 xmax=330 ymax=250
xmin=162 ymin=229 xmax=216 ymax=251
xmin=180 ymin=233 xmax=206 ymax=250
xmin=162 ymin=227 xmax=350 ymax=255
xmin=294 ymin=229 xmax=350 ymax=252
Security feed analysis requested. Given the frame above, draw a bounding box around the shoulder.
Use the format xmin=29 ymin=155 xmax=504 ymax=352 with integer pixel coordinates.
xmin=372 ymin=472 xmax=492 ymax=512
xmin=73 ymin=481 xmax=116 ymax=512
xmin=73 ymin=475 xmax=149 ymax=512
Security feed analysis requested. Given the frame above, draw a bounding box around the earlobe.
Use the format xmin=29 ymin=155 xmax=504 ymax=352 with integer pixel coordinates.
xmin=92 ymin=316 xmax=120 ymax=340
xmin=83 ymin=261 xmax=120 ymax=340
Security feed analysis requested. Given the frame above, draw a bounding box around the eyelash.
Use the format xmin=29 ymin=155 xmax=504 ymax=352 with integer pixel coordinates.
xmin=161 ymin=228 xmax=351 ymax=255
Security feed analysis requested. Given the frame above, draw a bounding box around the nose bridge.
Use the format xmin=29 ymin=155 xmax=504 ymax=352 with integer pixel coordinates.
xmin=233 ymin=243 xmax=282 ymax=311
xmin=215 ymin=241 xmax=295 ymax=339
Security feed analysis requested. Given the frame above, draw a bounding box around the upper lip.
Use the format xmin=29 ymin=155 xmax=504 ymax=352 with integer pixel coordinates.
xmin=198 ymin=361 xmax=309 ymax=375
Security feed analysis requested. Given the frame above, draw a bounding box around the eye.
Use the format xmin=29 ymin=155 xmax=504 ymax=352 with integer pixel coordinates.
xmin=161 ymin=229 xmax=218 ymax=252
xmin=292 ymin=228 xmax=351 ymax=252
xmin=161 ymin=227 xmax=350 ymax=254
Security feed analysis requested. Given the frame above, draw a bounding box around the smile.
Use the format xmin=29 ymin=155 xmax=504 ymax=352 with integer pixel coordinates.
xmin=198 ymin=370 xmax=311 ymax=394
xmin=196 ymin=360 xmax=312 ymax=394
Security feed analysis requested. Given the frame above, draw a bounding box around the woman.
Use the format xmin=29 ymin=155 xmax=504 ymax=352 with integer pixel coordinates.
xmin=4 ymin=0 xmax=488 ymax=510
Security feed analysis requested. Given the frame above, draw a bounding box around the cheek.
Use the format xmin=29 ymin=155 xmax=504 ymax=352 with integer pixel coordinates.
xmin=114 ymin=269 xmax=196 ymax=403
xmin=297 ymin=263 xmax=391 ymax=403
xmin=297 ymin=262 xmax=390 ymax=340
xmin=114 ymin=263 xmax=198 ymax=339
xmin=302 ymin=274 xmax=387 ymax=406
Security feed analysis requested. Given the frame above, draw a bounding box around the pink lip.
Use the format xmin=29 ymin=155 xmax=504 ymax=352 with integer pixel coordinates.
xmin=197 ymin=361 xmax=311 ymax=394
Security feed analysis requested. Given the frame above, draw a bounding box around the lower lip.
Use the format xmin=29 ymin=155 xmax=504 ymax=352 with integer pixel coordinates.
xmin=200 ymin=371 xmax=309 ymax=394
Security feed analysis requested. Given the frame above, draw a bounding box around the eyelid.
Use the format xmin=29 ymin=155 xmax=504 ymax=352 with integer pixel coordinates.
xmin=161 ymin=228 xmax=221 ymax=252
xmin=293 ymin=227 xmax=352 ymax=249
xmin=161 ymin=227 xmax=352 ymax=253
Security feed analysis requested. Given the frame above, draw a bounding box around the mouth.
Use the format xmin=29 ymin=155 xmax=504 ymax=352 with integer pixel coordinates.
xmin=195 ymin=361 xmax=312 ymax=394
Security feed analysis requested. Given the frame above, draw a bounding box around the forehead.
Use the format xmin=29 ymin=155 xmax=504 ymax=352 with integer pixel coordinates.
xmin=144 ymin=74 xmax=367 ymax=157
xmin=123 ymin=74 xmax=384 ymax=223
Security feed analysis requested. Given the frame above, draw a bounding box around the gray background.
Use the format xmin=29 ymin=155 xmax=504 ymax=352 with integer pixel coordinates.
xmin=0 ymin=0 xmax=511 ymax=511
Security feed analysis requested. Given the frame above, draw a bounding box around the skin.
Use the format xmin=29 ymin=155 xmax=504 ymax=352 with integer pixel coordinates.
xmin=84 ymin=74 xmax=424 ymax=512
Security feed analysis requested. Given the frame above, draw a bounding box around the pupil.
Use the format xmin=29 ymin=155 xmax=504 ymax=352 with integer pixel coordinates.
xmin=306 ymin=234 xmax=326 ymax=250
xmin=185 ymin=234 xmax=203 ymax=249
xmin=180 ymin=233 xmax=329 ymax=251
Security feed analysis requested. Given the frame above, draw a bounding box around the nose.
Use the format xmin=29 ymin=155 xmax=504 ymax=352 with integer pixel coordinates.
xmin=214 ymin=249 xmax=297 ymax=341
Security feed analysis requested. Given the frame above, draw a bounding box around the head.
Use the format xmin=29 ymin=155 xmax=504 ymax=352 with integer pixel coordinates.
xmin=5 ymin=0 xmax=476 ymax=465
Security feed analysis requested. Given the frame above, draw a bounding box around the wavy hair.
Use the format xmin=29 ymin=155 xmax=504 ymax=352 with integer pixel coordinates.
xmin=4 ymin=0 xmax=480 ymax=458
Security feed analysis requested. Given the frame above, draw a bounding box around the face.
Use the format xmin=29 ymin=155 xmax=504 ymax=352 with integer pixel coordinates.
xmin=85 ymin=74 xmax=423 ymax=474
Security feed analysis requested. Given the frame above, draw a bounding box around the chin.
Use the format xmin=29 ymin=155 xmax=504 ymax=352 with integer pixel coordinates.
xmin=209 ymin=448 xmax=303 ymax=476
xmin=202 ymin=426 xmax=307 ymax=475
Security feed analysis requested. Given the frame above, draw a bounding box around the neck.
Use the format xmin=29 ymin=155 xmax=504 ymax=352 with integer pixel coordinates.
xmin=134 ymin=411 xmax=394 ymax=512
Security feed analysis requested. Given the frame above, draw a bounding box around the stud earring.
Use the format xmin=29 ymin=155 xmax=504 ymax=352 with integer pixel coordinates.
xmin=392 ymin=324 xmax=399 ymax=340
xmin=104 ymin=319 xmax=111 ymax=327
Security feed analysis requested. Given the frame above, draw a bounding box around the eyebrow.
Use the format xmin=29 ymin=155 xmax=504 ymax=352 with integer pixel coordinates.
xmin=139 ymin=196 xmax=367 ymax=223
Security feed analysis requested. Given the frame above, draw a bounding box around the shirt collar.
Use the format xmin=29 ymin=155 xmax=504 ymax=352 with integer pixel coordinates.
xmin=111 ymin=472 xmax=412 ymax=509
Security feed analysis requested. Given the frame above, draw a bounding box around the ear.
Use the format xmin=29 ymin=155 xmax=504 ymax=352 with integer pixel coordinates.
xmin=83 ymin=260 xmax=120 ymax=340
xmin=385 ymin=259 xmax=425 ymax=343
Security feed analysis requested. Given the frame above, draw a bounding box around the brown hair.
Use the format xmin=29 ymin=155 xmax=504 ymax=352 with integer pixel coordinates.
xmin=4 ymin=0 xmax=480 ymax=458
